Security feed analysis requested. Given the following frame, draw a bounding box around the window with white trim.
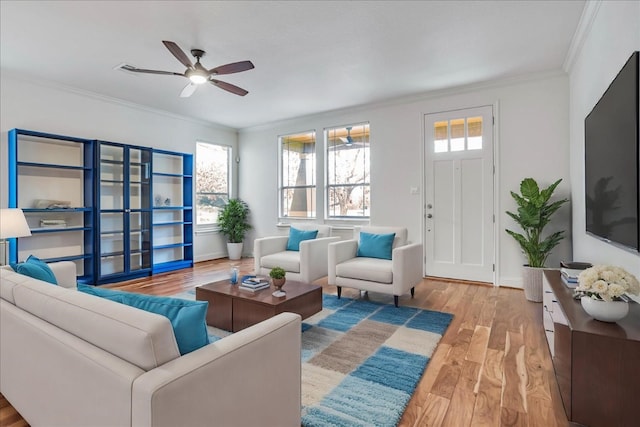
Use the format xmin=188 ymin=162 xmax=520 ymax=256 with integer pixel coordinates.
xmin=195 ymin=142 xmax=230 ymax=226
xmin=279 ymin=131 xmax=316 ymax=218
xmin=326 ymin=123 xmax=370 ymax=218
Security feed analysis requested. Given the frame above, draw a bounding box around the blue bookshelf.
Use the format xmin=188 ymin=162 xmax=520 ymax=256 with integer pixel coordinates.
xmin=8 ymin=129 xmax=95 ymax=283
xmin=7 ymin=130 xmax=194 ymax=284
xmin=95 ymin=142 xmax=153 ymax=284
xmin=151 ymin=149 xmax=194 ymax=273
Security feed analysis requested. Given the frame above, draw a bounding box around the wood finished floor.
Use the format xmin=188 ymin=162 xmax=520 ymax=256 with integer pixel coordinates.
xmin=0 ymin=258 xmax=568 ymax=427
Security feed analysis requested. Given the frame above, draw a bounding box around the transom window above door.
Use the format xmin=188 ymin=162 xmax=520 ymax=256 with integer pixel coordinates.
xmin=434 ymin=116 xmax=483 ymax=153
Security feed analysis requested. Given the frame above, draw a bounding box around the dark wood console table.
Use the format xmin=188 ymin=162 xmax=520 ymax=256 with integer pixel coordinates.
xmin=542 ymin=270 xmax=640 ymax=427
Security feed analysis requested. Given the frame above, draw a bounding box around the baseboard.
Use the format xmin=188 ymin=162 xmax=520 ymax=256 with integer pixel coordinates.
xmin=499 ymin=276 xmax=523 ymax=288
xmin=194 ymin=251 xmax=227 ymax=263
xmin=195 ymin=250 xmax=255 ymax=263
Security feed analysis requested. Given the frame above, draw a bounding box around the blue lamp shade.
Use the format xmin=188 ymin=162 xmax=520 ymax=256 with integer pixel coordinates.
xmin=0 ymin=209 xmax=32 ymax=239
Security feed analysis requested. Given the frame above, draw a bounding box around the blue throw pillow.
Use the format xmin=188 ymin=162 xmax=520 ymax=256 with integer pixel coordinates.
xmin=357 ymin=232 xmax=396 ymax=260
xmin=286 ymin=227 xmax=318 ymax=251
xmin=78 ymin=285 xmax=209 ymax=355
xmin=10 ymin=255 xmax=58 ymax=285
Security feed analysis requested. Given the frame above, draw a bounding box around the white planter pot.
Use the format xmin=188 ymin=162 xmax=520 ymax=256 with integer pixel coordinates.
xmin=580 ymin=297 xmax=629 ymax=322
xmin=227 ymin=242 xmax=243 ymax=260
xmin=522 ymin=266 xmax=543 ymax=302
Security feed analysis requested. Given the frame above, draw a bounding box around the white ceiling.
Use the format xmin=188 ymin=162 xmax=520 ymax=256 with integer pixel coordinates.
xmin=0 ymin=0 xmax=585 ymax=130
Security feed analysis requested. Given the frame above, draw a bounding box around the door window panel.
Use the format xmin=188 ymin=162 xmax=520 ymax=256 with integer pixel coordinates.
xmin=433 ymin=116 xmax=484 ymax=152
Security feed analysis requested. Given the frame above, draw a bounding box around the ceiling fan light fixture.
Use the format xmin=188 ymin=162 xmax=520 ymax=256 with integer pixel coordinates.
xmin=125 ymin=41 xmax=252 ymax=96
xmin=188 ymin=71 xmax=208 ymax=84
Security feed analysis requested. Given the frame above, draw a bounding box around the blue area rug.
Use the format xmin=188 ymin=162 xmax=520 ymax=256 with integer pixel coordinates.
xmin=174 ymin=290 xmax=453 ymax=426
xmin=301 ymin=294 xmax=452 ymax=427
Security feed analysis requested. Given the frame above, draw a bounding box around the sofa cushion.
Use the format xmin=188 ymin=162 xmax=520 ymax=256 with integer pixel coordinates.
xmin=286 ymin=227 xmax=318 ymax=251
xmin=12 ymin=278 xmax=180 ymax=370
xmin=261 ymin=251 xmax=301 ymax=273
xmin=78 ymin=285 xmax=209 ymax=355
xmin=47 ymin=261 xmax=78 ymax=288
xmin=10 ymin=255 xmax=57 ymax=285
xmin=358 ymin=226 xmax=408 ymax=248
xmin=336 ymin=257 xmax=393 ymax=283
xmin=357 ymin=232 xmax=395 ymax=260
xmin=291 ymin=223 xmax=331 ymax=238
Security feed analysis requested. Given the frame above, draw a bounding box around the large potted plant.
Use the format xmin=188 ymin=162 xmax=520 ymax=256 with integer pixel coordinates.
xmin=506 ymin=178 xmax=568 ymax=302
xmin=217 ymin=199 xmax=252 ymax=260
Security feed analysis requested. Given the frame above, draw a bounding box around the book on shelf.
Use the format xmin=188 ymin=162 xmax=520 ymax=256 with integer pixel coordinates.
xmin=239 ymin=283 xmax=270 ymax=292
xmin=560 ymin=268 xmax=580 ymax=282
xmin=560 ymin=261 xmax=592 ymax=270
xmin=40 ymin=219 xmax=67 ymax=228
xmin=559 ymin=261 xmax=591 ymax=287
xmin=561 ymin=274 xmax=578 ymax=289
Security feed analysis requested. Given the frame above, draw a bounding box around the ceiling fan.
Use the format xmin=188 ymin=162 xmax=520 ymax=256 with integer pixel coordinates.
xmin=339 ymin=127 xmax=354 ymax=145
xmin=121 ymin=40 xmax=254 ymax=97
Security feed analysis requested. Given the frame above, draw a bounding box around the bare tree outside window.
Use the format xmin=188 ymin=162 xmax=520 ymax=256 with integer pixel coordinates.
xmin=280 ymin=131 xmax=316 ymax=218
xmin=196 ymin=142 xmax=230 ymax=225
xmin=327 ymin=124 xmax=370 ymax=218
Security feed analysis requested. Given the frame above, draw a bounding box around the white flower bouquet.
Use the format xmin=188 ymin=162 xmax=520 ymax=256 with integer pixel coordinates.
xmin=575 ymin=265 xmax=640 ymax=302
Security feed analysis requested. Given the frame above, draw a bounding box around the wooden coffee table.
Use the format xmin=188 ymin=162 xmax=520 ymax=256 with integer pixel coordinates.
xmin=195 ymin=279 xmax=322 ymax=332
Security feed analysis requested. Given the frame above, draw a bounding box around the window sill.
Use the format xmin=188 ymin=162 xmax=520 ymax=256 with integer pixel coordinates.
xmin=195 ymin=226 xmax=220 ymax=235
xmin=276 ymin=219 xmax=368 ymax=230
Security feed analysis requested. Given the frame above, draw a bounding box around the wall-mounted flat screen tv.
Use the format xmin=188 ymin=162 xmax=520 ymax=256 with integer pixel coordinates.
xmin=585 ymin=51 xmax=639 ymax=252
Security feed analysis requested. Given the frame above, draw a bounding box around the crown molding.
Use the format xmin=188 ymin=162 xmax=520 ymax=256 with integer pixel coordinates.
xmin=563 ymin=0 xmax=602 ymax=73
xmin=0 ymin=70 xmax=237 ymax=133
xmin=239 ymin=69 xmax=567 ymax=134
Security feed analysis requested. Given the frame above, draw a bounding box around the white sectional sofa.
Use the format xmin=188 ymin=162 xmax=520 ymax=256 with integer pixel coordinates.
xmin=0 ymin=262 xmax=302 ymax=427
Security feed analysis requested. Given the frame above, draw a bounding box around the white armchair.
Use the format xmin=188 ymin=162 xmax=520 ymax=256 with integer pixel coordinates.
xmin=328 ymin=226 xmax=423 ymax=307
xmin=254 ymin=224 xmax=340 ymax=284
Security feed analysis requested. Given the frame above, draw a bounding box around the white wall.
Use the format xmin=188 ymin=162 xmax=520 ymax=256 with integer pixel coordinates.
xmin=568 ymin=1 xmax=640 ymax=278
xmin=239 ymin=73 xmax=571 ymax=287
xmin=0 ymin=66 xmax=578 ymax=287
xmin=0 ymin=74 xmax=238 ymax=262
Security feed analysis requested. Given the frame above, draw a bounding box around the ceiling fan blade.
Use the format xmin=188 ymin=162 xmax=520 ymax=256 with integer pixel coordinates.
xmin=209 ymin=60 xmax=255 ymax=75
xmin=180 ymin=83 xmax=198 ymax=98
xmin=210 ymin=79 xmax=249 ymax=96
xmin=121 ymin=65 xmax=184 ymax=76
xmin=162 ymin=40 xmax=194 ymax=69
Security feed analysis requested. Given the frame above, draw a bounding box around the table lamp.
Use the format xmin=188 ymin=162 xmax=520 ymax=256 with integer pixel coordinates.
xmin=0 ymin=208 xmax=32 ymax=265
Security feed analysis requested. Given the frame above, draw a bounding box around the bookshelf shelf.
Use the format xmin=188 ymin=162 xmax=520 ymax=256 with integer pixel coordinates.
xmin=152 ymin=149 xmax=193 ymax=273
xmin=8 ymin=129 xmax=95 ymax=282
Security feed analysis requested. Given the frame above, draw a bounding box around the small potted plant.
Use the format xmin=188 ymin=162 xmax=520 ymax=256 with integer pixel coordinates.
xmin=505 ymin=177 xmax=568 ymax=302
xmin=217 ymin=199 xmax=252 ymax=260
xmin=269 ymin=266 xmax=287 ymax=297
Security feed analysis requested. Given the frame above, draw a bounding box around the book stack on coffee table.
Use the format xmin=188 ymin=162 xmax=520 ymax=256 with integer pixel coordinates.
xmin=239 ymin=276 xmax=270 ymax=292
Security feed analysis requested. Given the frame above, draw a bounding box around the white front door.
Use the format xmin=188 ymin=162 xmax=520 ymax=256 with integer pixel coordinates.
xmin=424 ymin=106 xmax=494 ymax=283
